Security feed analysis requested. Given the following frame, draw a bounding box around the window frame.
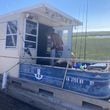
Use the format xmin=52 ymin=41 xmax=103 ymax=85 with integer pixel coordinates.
xmin=24 ymin=19 xmax=38 ymax=49
xmin=5 ymin=20 xmax=18 ymax=48
xmin=25 ymin=33 xmax=37 ymax=42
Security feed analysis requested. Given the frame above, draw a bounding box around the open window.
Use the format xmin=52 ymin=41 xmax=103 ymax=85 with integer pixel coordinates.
xmin=23 ymin=19 xmax=38 ymax=64
xmin=24 ymin=20 xmax=37 ymax=48
xmin=6 ymin=21 xmax=17 ymax=48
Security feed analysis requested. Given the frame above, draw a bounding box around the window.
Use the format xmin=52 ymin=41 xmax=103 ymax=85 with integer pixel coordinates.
xmin=25 ymin=20 xmax=37 ymax=48
xmin=25 ymin=41 xmax=36 ymax=48
xmin=6 ymin=21 xmax=17 ymax=47
xmin=25 ymin=35 xmax=36 ymax=42
xmin=26 ymin=20 xmax=37 ymax=35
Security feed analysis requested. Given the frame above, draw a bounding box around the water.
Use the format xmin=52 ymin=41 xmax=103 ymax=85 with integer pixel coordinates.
xmin=0 ymin=91 xmax=40 ymax=110
xmin=0 ymin=91 xmax=104 ymax=110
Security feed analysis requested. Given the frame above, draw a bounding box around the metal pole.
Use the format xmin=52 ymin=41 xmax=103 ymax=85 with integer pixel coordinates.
xmin=61 ymin=61 xmax=69 ymax=88
xmin=84 ymin=0 xmax=88 ymax=60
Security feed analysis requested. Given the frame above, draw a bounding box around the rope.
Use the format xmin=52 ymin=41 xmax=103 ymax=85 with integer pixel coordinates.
xmin=5 ymin=62 xmax=20 ymax=73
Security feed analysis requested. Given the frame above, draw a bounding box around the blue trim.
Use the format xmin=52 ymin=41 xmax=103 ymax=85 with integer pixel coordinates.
xmin=19 ymin=63 xmax=110 ymax=99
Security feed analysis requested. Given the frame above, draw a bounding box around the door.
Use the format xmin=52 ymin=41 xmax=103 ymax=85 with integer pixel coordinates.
xmin=23 ymin=19 xmax=38 ymax=64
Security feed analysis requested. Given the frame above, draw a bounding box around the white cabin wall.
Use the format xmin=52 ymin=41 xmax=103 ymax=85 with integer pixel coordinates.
xmin=0 ymin=14 xmax=22 ymax=77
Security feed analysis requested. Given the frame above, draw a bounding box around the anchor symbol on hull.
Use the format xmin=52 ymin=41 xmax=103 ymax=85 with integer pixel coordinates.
xmin=35 ymin=69 xmax=43 ymax=80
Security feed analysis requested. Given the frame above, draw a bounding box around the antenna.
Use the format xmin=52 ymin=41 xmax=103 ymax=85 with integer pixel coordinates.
xmin=79 ymin=2 xmax=86 ymax=59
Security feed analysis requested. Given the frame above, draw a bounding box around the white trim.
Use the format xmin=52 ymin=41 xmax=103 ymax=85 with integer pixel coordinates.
xmin=7 ymin=33 xmax=17 ymax=36
xmin=25 ymin=33 xmax=37 ymax=37
xmin=24 ymin=19 xmax=38 ymax=48
xmin=36 ymin=22 xmax=39 ymax=61
xmin=22 ymin=18 xmax=26 ymax=56
xmin=41 ymin=4 xmax=82 ymax=25
xmin=6 ymin=46 xmax=16 ymax=48
xmin=5 ymin=20 xmax=18 ymax=48
xmin=22 ymin=18 xmax=39 ymax=63
xmin=25 ymin=40 xmax=36 ymax=43
xmin=0 ymin=4 xmax=82 ymax=26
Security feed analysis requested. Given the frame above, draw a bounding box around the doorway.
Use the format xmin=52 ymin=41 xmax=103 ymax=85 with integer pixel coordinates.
xmin=37 ymin=23 xmax=53 ymax=65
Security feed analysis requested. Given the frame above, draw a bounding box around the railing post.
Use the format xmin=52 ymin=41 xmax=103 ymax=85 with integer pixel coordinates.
xmin=2 ymin=72 xmax=8 ymax=89
xmin=61 ymin=61 xmax=69 ymax=88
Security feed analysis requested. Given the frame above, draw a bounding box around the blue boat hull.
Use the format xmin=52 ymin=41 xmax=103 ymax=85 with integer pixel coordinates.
xmin=19 ymin=64 xmax=110 ymax=99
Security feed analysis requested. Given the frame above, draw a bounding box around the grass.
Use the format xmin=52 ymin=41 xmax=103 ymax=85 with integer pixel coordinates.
xmin=72 ymin=36 xmax=110 ymax=60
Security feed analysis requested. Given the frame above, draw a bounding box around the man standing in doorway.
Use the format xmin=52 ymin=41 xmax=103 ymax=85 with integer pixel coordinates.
xmin=51 ymin=32 xmax=63 ymax=58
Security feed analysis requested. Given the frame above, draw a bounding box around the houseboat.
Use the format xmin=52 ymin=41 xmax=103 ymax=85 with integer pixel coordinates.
xmin=0 ymin=4 xmax=110 ymax=110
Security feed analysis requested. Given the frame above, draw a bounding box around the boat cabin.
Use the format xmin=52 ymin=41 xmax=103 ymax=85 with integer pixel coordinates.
xmin=0 ymin=4 xmax=81 ymax=77
xmin=0 ymin=4 xmax=110 ymax=100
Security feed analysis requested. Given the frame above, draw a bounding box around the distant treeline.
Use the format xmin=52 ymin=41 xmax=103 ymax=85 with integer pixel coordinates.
xmin=73 ymin=31 xmax=110 ymax=37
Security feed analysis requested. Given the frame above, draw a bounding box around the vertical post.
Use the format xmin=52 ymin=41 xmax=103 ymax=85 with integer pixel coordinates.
xmin=67 ymin=26 xmax=73 ymax=58
xmin=62 ymin=61 xmax=69 ymax=88
xmin=2 ymin=72 xmax=8 ymax=89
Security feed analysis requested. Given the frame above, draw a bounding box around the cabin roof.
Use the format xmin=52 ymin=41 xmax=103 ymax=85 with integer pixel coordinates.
xmin=0 ymin=4 xmax=82 ymax=27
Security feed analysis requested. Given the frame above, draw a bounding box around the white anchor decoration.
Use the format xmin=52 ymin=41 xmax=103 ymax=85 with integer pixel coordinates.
xmin=35 ymin=68 xmax=43 ymax=80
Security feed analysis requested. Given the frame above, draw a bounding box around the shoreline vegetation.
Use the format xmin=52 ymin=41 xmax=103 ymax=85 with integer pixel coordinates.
xmin=72 ymin=36 xmax=110 ymax=60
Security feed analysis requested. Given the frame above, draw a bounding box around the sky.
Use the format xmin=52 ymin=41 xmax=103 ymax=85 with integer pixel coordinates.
xmin=0 ymin=0 xmax=110 ymax=32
